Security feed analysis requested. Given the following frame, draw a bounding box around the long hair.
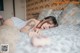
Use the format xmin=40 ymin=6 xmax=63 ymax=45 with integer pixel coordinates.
xmin=44 ymin=16 xmax=58 ymax=27
xmin=36 ymin=16 xmax=58 ymax=28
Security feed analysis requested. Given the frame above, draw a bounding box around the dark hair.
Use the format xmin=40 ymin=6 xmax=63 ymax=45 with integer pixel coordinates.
xmin=36 ymin=16 xmax=58 ymax=28
xmin=44 ymin=16 xmax=58 ymax=27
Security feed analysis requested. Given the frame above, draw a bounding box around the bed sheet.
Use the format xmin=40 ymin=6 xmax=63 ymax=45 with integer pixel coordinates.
xmin=15 ymin=25 xmax=80 ymax=53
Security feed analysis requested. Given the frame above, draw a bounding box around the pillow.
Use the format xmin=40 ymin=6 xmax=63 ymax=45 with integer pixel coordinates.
xmin=38 ymin=9 xmax=62 ymax=20
xmin=58 ymin=3 xmax=80 ymax=25
xmin=50 ymin=10 xmax=63 ymax=20
xmin=11 ymin=17 xmax=27 ymax=29
xmin=4 ymin=17 xmax=27 ymax=30
xmin=38 ymin=9 xmax=53 ymax=20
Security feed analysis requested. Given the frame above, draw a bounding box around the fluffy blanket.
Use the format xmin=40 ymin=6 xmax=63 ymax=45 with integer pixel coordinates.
xmin=0 ymin=25 xmax=20 ymax=53
xmin=16 ymin=25 xmax=80 ymax=53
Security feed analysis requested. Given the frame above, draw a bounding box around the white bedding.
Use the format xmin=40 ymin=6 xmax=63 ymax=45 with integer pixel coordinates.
xmin=15 ymin=25 xmax=80 ymax=53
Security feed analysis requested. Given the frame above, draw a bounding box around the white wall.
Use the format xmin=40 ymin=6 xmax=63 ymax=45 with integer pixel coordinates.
xmin=0 ymin=0 xmax=13 ymax=20
xmin=0 ymin=0 xmax=26 ymax=20
xmin=15 ymin=0 xmax=26 ymax=20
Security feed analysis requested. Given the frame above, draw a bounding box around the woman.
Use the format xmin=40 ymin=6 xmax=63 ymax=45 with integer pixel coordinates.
xmin=3 ymin=16 xmax=58 ymax=32
xmin=3 ymin=16 xmax=58 ymax=47
xmin=34 ymin=16 xmax=58 ymax=30
xmin=23 ymin=16 xmax=58 ymax=47
xmin=20 ymin=16 xmax=58 ymax=37
xmin=32 ymin=16 xmax=58 ymax=47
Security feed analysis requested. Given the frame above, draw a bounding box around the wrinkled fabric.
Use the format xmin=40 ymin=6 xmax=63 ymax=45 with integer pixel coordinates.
xmin=11 ymin=17 xmax=27 ymax=29
xmin=58 ymin=4 xmax=80 ymax=25
xmin=38 ymin=9 xmax=62 ymax=20
xmin=15 ymin=25 xmax=80 ymax=53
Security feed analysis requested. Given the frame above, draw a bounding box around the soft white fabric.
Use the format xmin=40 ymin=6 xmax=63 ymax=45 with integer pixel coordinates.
xmin=0 ymin=25 xmax=21 ymax=53
xmin=11 ymin=17 xmax=27 ymax=29
xmin=31 ymin=36 xmax=51 ymax=47
xmin=38 ymin=9 xmax=53 ymax=20
xmin=58 ymin=4 xmax=80 ymax=25
xmin=38 ymin=9 xmax=62 ymax=20
xmin=15 ymin=32 xmax=30 ymax=53
xmin=15 ymin=25 xmax=80 ymax=53
xmin=50 ymin=10 xmax=63 ymax=19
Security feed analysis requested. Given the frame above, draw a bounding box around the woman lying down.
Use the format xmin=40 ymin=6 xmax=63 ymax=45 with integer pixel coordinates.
xmin=3 ymin=16 xmax=58 ymax=47
xmin=26 ymin=16 xmax=58 ymax=47
xmin=2 ymin=16 xmax=80 ymax=53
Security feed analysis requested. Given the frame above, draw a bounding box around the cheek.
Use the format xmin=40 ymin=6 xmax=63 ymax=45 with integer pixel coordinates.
xmin=41 ymin=23 xmax=52 ymax=28
xmin=48 ymin=24 xmax=54 ymax=28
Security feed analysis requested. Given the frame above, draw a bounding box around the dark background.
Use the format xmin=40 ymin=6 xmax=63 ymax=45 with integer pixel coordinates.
xmin=0 ymin=0 xmax=4 ymax=11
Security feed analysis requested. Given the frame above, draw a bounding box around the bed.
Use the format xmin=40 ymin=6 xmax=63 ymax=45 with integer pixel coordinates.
xmin=15 ymin=24 xmax=80 ymax=53
xmin=15 ymin=3 xmax=80 ymax=53
xmin=0 ymin=3 xmax=80 ymax=53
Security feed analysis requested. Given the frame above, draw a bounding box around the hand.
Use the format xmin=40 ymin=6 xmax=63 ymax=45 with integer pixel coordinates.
xmin=28 ymin=30 xmax=41 ymax=38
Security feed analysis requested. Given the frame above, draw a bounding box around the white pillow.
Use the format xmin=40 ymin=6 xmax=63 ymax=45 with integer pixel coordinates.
xmin=58 ymin=3 xmax=80 ymax=25
xmin=50 ymin=10 xmax=63 ymax=20
xmin=38 ymin=9 xmax=62 ymax=20
xmin=38 ymin=9 xmax=53 ymax=20
xmin=11 ymin=17 xmax=27 ymax=29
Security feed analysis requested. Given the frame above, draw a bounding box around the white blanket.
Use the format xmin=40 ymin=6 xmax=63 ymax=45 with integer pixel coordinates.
xmin=16 ymin=25 xmax=80 ymax=53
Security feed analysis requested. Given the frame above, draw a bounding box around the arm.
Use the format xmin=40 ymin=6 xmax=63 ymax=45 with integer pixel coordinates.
xmin=20 ymin=19 xmax=40 ymax=34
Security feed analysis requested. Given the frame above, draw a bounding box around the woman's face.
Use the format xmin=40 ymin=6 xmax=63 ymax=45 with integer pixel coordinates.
xmin=40 ymin=19 xmax=55 ymax=29
xmin=45 ymin=19 xmax=53 ymax=25
xmin=41 ymin=23 xmax=54 ymax=29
